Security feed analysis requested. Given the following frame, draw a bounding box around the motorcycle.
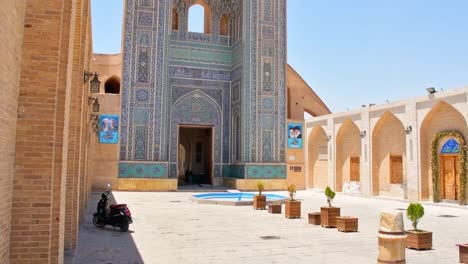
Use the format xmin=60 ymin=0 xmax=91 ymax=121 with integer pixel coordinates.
xmin=93 ymin=189 xmax=133 ymax=232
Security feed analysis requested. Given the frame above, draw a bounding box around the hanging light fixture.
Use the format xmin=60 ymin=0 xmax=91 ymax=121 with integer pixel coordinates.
xmin=90 ymin=73 xmax=101 ymax=93
xmin=92 ymin=98 xmax=100 ymax=113
xmin=84 ymin=70 xmax=101 ymax=93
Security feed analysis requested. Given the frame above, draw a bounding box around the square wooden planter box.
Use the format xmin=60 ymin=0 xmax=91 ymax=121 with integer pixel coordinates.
xmin=308 ymin=212 xmax=321 ymax=225
xmin=457 ymin=244 xmax=468 ymax=263
xmin=285 ymin=200 xmax=301 ymax=219
xmin=268 ymin=204 xmax=282 ymax=214
xmin=406 ymin=230 xmax=432 ymax=250
xmin=253 ymin=195 xmax=266 ymax=210
xmin=336 ymin=216 xmax=358 ymax=232
xmin=320 ymin=207 xmax=340 ymax=228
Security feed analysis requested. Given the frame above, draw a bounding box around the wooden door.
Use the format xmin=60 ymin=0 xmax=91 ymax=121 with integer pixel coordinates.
xmin=441 ymin=156 xmax=458 ymax=200
xmin=350 ymin=157 xmax=360 ymax=181
xmin=390 ymin=155 xmax=403 ymax=184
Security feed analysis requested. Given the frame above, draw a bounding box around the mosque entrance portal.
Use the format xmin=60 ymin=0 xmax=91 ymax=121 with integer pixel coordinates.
xmin=177 ymin=126 xmax=213 ymax=186
xmin=440 ymin=155 xmax=458 ymax=201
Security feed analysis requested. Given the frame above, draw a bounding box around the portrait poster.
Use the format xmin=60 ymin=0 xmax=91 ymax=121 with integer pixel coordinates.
xmin=99 ymin=114 xmax=119 ymax=144
xmin=287 ymin=123 xmax=303 ymax=149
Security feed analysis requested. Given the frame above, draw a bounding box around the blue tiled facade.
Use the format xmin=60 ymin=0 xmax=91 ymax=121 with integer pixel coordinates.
xmin=119 ymin=0 xmax=287 ymax=181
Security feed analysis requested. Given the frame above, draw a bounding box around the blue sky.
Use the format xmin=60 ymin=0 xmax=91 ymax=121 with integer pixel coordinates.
xmin=91 ymin=0 xmax=468 ymax=112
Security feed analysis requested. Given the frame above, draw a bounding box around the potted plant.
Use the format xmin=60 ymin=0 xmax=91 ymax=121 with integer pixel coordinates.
xmin=321 ymin=186 xmax=340 ymax=228
xmin=253 ymin=181 xmax=266 ymax=210
xmin=405 ymin=203 xmax=432 ymax=250
xmin=457 ymin=244 xmax=468 ymax=263
xmin=268 ymin=201 xmax=282 ymax=214
xmin=285 ymin=184 xmax=301 ymax=218
xmin=336 ymin=216 xmax=358 ymax=232
xmin=308 ymin=212 xmax=321 ymax=225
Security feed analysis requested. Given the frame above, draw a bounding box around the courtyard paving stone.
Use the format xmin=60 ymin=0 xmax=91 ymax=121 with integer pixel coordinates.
xmin=70 ymin=190 xmax=468 ymax=264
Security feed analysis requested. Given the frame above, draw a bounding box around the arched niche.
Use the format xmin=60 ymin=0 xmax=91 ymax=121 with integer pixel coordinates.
xmin=188 ymin=1 xmax=212 ymax=34
xmin=169 ymin=91 xmax=221 ymax=179
xmin=372 ymin=111 xmax=406 ymax=198
xmin=172 ymin=7 xmax=179 ymax=30
xmin=104 ymin=76 xmax=121 ymax=94
xmin=220 ymin=13 xmax=229 ymax=36
xmin=336 ymin=119 xmax=361 ymax=192
xmin=308 ymin=125 xmax=328 ymax=189
xmin=420 ymin=101 xmax=468 ymax=201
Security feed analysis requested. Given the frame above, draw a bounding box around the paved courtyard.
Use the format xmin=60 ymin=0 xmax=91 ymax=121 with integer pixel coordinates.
xmin=70 ymin=190 xmax=468 ymax=264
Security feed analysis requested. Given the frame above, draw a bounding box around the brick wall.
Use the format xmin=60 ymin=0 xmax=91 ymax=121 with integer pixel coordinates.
xmin=10 ymin=0 xmax=77 ymax=262
xmin=65 ymin=0 xmax=90 ymax=251
xmin=1 ymin=0 xmax=94 ymax=262
xmin=89 ymin=54 xmax=122 ymax=190
xmin=80 ymin=10 xmax=94 ymax=225
xmin=0 ymin=1 xmax=26 ymax=263
xmin=90 ymin=94 xmax=121 ymax=190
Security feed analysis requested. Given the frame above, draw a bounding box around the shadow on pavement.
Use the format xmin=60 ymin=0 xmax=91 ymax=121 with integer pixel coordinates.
xmin=66 ymin=191 xmax=144 ymax=264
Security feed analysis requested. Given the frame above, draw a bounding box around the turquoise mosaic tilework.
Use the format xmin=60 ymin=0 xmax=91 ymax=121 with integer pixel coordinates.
xmin=118 ymin=162 xmax=168 ymax=178
xmin=121 ymin=0 xmax=287 ymax=170
xmin=222 ymin=165 xmax=245 ymax=179
xmin=245 ymin=164 xmax=287 ymax=179
xmin=222 ymin=164 xmax=287 ymax=179
xmin=170 ymin=47 xmax=232 ymax=65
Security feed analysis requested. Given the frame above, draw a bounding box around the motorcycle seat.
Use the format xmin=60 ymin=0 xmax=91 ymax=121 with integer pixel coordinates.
xmin=110 ymin=204 xmax=127 ymax=209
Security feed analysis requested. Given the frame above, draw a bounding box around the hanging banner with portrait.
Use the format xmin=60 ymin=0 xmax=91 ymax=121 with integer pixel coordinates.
xmin=99 ymin=114 xmax=119 ymax=144
xmin=287 ymin=123 xmax=303 ymax=149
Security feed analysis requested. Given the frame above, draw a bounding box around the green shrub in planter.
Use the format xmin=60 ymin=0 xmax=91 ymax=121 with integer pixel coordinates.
xmin=407 ymin=203 xmax=424 ymax=231
xmin=325 ymin=186 xmax=336 ymax=207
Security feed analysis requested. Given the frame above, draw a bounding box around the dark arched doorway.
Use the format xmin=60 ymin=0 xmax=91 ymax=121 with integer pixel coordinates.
xmin=104 ymin=76 xmax=120 ymax=94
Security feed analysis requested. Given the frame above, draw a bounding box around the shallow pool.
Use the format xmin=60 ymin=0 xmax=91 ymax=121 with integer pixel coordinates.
xmin=191 ymin=192 xmax=288 ymax=206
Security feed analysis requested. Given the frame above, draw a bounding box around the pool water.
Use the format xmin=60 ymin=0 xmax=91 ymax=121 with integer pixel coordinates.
xmin=191 ymin=192 xmax=288 ymax=206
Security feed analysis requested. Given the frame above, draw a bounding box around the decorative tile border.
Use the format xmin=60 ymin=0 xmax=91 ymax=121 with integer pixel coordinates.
xmin=245 ymin=164 xmax=287 ymax=179
xmin=118 ymin=162 xmax=169 ymax=178
xmin=222 ymin=164 xmax=245 ymax=179
xmin=222 ymin=164 xmax=287 ymax=179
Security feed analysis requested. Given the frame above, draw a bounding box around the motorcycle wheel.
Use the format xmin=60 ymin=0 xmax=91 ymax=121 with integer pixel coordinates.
xmin=93 ymin=215 xmax=105 ymax=228
xmin=119 ymin=219 xmax=129 ymax=232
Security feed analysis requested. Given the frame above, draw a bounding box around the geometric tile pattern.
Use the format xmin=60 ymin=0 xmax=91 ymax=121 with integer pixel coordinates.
xmin=222 ymin=165 xmax=245 ymax=179
xmin=245 ymin=164 xmax=287 ymax=179
xmin=118 ymin=162 xmax=168 ymax=178
xmin=243 ymin=0 xmax=287 ymax=163
xmin=223 ymin=164 xmax=287 ymax=179
xmin=120 ymin=0 xmax=287 ymax=180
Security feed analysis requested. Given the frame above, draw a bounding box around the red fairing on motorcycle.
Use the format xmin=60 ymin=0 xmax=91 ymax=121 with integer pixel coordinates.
xmin=92 ymin=191 xmax=133 ymax=232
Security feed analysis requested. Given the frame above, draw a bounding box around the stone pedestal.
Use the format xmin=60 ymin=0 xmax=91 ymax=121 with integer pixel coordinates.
xmin=377 ymin=211 xmax=407 ymax=264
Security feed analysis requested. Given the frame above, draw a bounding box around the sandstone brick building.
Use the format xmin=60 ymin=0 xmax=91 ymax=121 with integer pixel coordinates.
xmin=0 ymin=1 xmax=328 ymax=262
xmin=306 ymin=87 xmax=468 ymax=205
xmin=1 ymin=0 xmax=467 ymax=263
xmin=1 ymin=0 xmax=95 ymax=262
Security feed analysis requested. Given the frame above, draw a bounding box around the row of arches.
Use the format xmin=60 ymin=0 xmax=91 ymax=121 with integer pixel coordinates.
xmin=308 ymin=101 xmax=468 ymax=202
